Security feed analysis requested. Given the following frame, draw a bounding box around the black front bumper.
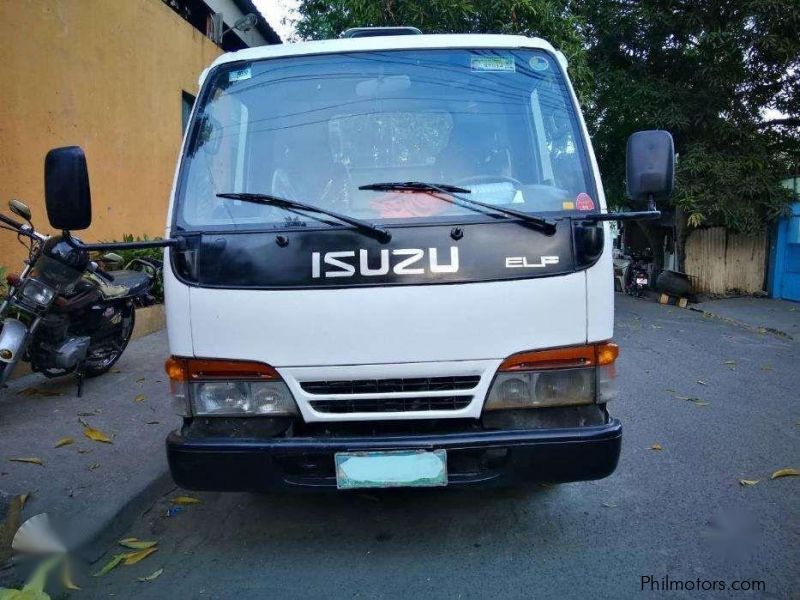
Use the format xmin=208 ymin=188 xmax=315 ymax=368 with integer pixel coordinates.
xmin=167 ymin=419 xmax=622 ymax=491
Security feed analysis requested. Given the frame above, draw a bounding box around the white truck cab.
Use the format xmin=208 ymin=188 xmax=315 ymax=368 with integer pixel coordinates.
xmin=158 ymin=29 xmax=674 ymax=490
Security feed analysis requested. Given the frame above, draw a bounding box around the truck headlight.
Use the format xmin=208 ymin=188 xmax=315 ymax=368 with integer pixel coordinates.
xmin=19 ymin=278 xmax=55 ymax=308
xmin=166 ymin=357 xmax=299 ymax=417
xmin=484 ymin=342 xmax=618 ymax=411
xmin=194 ymin=381 xmax=296 ymax=416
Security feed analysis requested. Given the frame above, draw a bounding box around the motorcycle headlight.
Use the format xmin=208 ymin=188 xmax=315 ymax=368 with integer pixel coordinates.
xmin=19 ymin=278 xmax=55 ymax=308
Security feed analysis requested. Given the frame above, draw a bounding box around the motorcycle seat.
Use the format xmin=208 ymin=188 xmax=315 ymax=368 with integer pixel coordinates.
xmin=97 ymin=270 xmax=152 ymax=298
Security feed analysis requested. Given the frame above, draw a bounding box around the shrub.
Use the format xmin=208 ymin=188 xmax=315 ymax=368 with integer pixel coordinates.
xmin=98 ymin=234 xmax=165 ymax=303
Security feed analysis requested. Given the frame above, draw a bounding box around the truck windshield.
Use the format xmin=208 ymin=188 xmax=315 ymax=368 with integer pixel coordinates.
xmin=176 ymin=48 xmax=596 ymax=231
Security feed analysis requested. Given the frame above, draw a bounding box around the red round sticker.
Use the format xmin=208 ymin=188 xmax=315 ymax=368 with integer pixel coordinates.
xmin=576 ymin=193 xmax=595 ymax=211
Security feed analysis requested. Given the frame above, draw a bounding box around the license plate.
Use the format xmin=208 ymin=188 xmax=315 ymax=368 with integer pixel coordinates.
xmin=335 ymin=449 xmax=447 ymax=489
xmin=636 ymin=277 xmax=648 ymax=285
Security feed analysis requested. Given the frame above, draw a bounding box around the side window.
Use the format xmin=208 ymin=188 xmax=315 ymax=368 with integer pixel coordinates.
xmin=182 ymin=91 xmax=196 ymax=135
xmin=181 ymin=91 xmax=251 ymax=225
xmin=530 ymin=84 xmax=584 ymax=195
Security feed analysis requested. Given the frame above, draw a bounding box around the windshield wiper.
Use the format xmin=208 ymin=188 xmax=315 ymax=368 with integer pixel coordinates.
xmin=216 ymin=192 xmax=391 ymax=242
xmin=358 ymin=181 xmax=557 ymax=235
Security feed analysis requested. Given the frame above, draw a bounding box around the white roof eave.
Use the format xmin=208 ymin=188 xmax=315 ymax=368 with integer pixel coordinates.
xmin=200 ymin=34 xmax=560 ymax=85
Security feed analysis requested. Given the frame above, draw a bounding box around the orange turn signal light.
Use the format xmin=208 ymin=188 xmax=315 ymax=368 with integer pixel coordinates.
xmin=499 ymin=341 xmax=619 ymax=372
xmin=165 ymin=357 xmax=280 ymax=382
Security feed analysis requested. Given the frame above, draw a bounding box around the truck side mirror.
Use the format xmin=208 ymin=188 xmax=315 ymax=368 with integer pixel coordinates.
xmin=626 ymin=130 xmax=674 ymax=205
xmin=44 ymin=146 xmax=92 ymax=230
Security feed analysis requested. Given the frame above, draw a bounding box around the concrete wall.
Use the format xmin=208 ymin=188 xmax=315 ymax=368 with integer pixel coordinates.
xmin=0 ymin=0 xmax=222 ymax=269
xmin=684 ymin=227 xmax=767 ymax=295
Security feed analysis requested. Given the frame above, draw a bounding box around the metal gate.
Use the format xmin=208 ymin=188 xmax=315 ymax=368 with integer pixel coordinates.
xmin=769 ymin=201 xmax=800 ymax=302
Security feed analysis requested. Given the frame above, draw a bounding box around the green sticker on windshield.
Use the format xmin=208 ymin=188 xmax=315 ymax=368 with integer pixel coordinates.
xmin=471 ymin=56 xmax=516 ymax=72
xmin=229 ymin=66 xmax=252 ymax=82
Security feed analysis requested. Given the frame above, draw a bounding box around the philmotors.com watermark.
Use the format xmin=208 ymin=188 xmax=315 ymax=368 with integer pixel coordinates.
xmin=641 ymin=575 xmax=765 ymax=593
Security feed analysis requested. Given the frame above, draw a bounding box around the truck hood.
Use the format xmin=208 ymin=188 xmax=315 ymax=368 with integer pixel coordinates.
xmin=187 ymin=272 xmax=589 ymax=367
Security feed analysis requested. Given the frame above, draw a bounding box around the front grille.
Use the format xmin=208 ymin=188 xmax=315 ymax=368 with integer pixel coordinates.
xmin=300 ymin=376 xmax=480 ymax=395
xmin=310 ymin=396 xmax=473 ymax=414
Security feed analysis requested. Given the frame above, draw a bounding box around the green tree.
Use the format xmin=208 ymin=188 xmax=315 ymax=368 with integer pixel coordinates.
xmin=576 ymin=0 xmax=799 ymax=239
xmin=295 ymin=0 xmax=593 ymax=97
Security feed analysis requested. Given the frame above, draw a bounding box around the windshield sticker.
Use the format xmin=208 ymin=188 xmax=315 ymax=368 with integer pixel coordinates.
xmin=576 ymin=193 xmax=595 ymax=211
xmin=229 ymin=66 xmax=252 ymax=83
xmin=562 ymin=201 xmax=575 ymax=210
xmin=471 ymin=56 xmax=516 ymax=72
xmin=529 ymin=56 xmax=550 ymax=72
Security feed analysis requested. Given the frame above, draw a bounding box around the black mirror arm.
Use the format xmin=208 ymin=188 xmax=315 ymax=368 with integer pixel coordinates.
xmin=62 ymin=231 xmax=187 ymax=251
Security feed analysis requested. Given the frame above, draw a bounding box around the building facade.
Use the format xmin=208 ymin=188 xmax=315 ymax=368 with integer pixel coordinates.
xmin=0 ymin=0 xmax=278 ymax=269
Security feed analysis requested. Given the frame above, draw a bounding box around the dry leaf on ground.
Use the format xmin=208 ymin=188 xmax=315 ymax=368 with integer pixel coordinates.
xmin=171 ymin=496 xmax=201 ymax=505
xmin=602 ymin=501 xmax=617 ymax=508
xmin=649 ymin=443 xmax=663 ymax=451
xmin=8 ymin=457 xmax=43 ymax=466
xmin=739 ymin=479 xmax=759 ymax=486
xmin=770 ymin=468 xmax=799 ymax=480
xmin=17 ymin=387 xmax=61 ymax=397
xmin=134 ymin=394 xmax=145 ymax=402
xmin=54 ymin=437 xmax=74 ymax=448
xmin=93 ymin=554 xmax=125 ymax=577
xmin=123 ymin=547 xmax=158 ymax=565
xmin=79 ymin=419 xmax=112 ymax=444
xmin=119 ymin=538 xmax=157 ymax=550
xmin=138 ymin=568 xmax=164 ymax=582
xmin=675 ymin=395 xmax=709 ymax=406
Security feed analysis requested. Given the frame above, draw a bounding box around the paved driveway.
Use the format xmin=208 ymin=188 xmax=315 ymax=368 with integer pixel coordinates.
xmin=73 ymin=296 xmax=800 ymax=598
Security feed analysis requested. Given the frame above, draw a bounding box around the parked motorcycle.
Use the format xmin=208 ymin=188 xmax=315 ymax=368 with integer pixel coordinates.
xmin=0 ymin=199 xmax=154 ymax=393
xmin=625 ymin=249 xmax=653 ymax=298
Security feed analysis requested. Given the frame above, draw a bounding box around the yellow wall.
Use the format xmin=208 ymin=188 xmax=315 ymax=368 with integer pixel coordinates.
xmin=0 ymin=0 xmax=222 ymax=269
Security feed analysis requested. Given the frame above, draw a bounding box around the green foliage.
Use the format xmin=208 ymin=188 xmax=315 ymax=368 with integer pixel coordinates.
xmin=295 ymin=0 xmax=800 ymax=233
xmin=575 ymin=0 xmax=799 ymax=232
xmin=100 ymin=234 xmax=164 ymax=303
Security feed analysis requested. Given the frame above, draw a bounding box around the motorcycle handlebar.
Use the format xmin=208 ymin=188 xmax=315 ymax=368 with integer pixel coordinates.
xmin=0 ymin=213 xmax=24 ymax=230
xmin=0 ymin=213 xmax=46 ymax=241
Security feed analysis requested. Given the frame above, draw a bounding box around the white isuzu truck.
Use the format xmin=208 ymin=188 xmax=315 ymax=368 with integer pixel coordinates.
xmin=44 ymin=28 xmax=674 ymax=490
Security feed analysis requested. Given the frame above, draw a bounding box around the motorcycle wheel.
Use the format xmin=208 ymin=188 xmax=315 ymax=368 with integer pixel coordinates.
xmin=83 ymin=305 xmax=136 ymax=377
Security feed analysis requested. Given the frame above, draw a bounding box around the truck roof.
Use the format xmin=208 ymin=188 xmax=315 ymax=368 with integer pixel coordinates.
xmin=201 ymin=34 xmax=564 ymax=84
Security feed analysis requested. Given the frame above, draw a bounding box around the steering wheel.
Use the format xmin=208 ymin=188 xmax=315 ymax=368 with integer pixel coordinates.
xmin=453 ymin=174 xmax=525 ymax=188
